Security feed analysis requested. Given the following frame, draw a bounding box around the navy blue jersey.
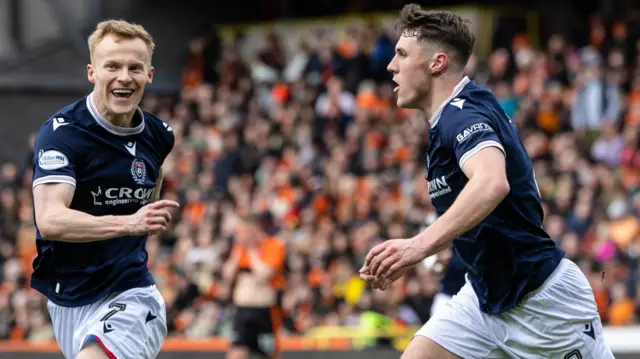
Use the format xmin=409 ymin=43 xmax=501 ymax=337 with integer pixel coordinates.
xmin=439 ymin=253 xmax=467 ymax=297
xmin=30 ymin=93 xmax=174 ymax=307
xmin=425 ymin=77 xmax=565 ymax=315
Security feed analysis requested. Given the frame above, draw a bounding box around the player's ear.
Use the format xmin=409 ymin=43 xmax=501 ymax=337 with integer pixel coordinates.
xmin=429 ymin=52 xmax=448 ymax=75
xmin=87 ymin=64 xmax=96 ymax=84
xmin=147 ymin=66 xmax=154 ymax=84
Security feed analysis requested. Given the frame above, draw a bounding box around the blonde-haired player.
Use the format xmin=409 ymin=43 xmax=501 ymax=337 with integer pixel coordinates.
xmin=31 ymin=19 xmax=178 ymax=359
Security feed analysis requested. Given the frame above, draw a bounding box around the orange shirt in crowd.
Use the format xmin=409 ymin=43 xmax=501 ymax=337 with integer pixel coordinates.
xmin=608 ymin=297 xmax=636 ymax=326
xmin=234 ymin=237 xmax=286 ymax=289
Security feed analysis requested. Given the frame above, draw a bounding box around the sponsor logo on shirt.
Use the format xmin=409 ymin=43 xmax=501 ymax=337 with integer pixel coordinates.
xmin=38 ymin=150 xmax=69 ymax=170
xmin=456 ymin=123 xmax=494 ymax=143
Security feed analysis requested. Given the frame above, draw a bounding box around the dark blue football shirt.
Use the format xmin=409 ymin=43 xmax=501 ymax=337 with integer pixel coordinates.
xmin=439 ymin=253 xmax=467 ymax=297
xmin=31 ymin=93 xmax=175 ymax=307
xmin=425 ymin=77 xmax=565 ymax=315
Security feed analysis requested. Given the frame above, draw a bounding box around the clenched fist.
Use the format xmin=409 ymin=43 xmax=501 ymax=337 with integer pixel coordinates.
xmin=125 ymin=200 xmax=180 ymax=236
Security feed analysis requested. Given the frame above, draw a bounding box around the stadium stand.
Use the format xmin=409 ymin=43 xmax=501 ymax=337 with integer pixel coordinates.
xmin=0 ymin=5 xmax=638 ymax=351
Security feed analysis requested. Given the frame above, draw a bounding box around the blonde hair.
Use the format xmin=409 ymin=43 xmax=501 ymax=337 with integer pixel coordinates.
xmin=88 ymin=19 xmax=155 ymax=63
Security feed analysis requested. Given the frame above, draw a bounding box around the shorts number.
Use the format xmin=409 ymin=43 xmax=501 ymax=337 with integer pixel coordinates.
xmin=100 ymin=302 xmax=127 ymax=322
xmin=564 ymin=350 xmax=582 ymax=359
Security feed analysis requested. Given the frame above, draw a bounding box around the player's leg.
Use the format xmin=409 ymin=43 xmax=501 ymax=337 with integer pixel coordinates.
xmin=227 ymin=307 xmax=253 ymax=359
xmin=77 ymin=285 xmax=167 ymax=359
xmin=75 ymin=343 xmax=112 ymax=359
xmin=497 ymin=258 xmax=615 ymax=358
xmin=430 ymin=292 xmax=452 ymax=317
xmin=226 ymin=346 xmax=250 ymax=359
xmin=401 ymin=336 xmax=461 ymax=359
xmin=254 ymin=307 xmax=281 ymax=359
xmin=558 ymin=260 xmax=614 ymax=358
xmin=231 ymin=307 xmax=280 ymax=359
xmin=226 ymin=343 xmax=249 ymax=359
xmin=412 ymin=283 xmax=507 ymax=359
xmin=47 ymin=300 xmax=81 ymax=359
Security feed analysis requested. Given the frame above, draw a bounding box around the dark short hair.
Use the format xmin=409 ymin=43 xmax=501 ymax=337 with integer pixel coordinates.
xmin=239 ymin=213 xmax=271 ymax=232
xmin=396 ymin=4 xmax=475 ymax=70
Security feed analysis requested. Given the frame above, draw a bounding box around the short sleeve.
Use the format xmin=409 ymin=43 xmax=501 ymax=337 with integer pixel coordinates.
xmin=32 ymin=118 xmax=78 ymax=189
xmin=164 ymin=127 xmax=175 ymax=160
xmin=233 ymin=244 xmax=251 ymax=269
xmin=156 ymin=118 xmax=175 ymax=161
xmin=262 ymin=239 xmax=286 ymax=271
xmin=446 ymin=112 xmax=505 ymax=169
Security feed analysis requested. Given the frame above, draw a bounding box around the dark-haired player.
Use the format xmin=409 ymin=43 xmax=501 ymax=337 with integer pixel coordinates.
xmin=31 ymin=20 xmax=177 ymax=359
xmin=360 ymin=4 xmax=614 ymax=358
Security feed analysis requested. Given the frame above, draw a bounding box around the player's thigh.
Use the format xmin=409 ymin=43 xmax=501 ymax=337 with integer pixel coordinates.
xmin=402 ymin=336 xmax=461 ymax=359
xmin=76 ymin=343 xmax=111 ymax=359
xmin=500 ymin=259 xmax=615 ymax=358
xmin=83 ymin=286 xmax=167 ymax=359
xmin=226 ymin=346 xmax=250 ymax=359
xmin=552 ymin=260 xmax=614 ymax=358
xmin=415 ymin=283 xmax=506 ymax=359
xmin=255 ymin=307 xmax=281 ymax=359
xmin=47 ymin=300 xmax=86 ymax=359
xmin=430 ymin=292 xmax=453 ymax=317
xmin=236 ymin=307 xmax=279 ymax=358
xmin=229 ymin=307 xmax=254 ymax=349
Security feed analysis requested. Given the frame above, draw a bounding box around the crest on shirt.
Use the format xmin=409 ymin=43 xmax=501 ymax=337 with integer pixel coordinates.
xmin=130 ymin=159 xmax=147 ymax=185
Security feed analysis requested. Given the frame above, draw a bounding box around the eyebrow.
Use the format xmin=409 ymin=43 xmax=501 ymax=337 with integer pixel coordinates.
xmin=103 ymin=59 xmax=145 ymax=66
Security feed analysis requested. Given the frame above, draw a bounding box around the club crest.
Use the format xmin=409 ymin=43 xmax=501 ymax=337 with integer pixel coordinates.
xmin=131 ymin=159 xmax=147 ymax=185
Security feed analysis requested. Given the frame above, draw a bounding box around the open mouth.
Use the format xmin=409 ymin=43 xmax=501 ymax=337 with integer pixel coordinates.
xmin=111 ymin=89 xmax=135 ymax=99
xmin=392 ymin=79 xmax=399 ymax=93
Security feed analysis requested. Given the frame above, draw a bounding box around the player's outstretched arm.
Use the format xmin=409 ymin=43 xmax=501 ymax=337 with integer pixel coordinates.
xmin=417 ymin=146 xmax=509 ymax=255
xmin=34 ymin=182 xmax=179 ymax=242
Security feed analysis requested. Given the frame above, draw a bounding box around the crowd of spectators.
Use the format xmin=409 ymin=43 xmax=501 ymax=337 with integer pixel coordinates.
xmin=0 ymin=9 xmax=639 ymax=342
